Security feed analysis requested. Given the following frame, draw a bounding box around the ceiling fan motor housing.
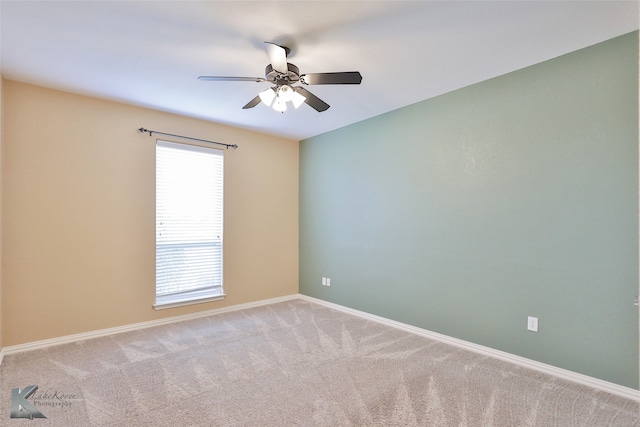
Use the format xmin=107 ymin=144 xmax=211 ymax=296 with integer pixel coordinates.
xmin=265 ymin=63 xmax=300 ymax=85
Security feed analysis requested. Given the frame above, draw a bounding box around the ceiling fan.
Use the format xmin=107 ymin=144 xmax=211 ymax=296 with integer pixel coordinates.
xmin=198 ymin=42 xmax=362 ymax=113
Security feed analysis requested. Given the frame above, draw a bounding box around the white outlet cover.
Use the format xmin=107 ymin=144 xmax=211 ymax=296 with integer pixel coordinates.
xmin=527 ymin=316 xmax=539 ymax=332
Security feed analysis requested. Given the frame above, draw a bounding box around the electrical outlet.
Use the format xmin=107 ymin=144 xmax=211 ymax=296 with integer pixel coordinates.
xmin=326 ymin=278 xmax=331 ymax=286
xmin=321 ymin=277 xmax=327 ymax=286
xmin=527 ymin=316 xmax=539 ymax=332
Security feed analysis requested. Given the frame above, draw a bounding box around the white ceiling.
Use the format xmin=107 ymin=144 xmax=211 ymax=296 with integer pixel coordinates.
xmin=1 ymin=1 xmax=638 ymax=141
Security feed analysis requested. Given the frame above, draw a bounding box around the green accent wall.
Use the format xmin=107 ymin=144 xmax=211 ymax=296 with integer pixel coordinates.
xmin=300 ymin=32 xmax=639 ymax=389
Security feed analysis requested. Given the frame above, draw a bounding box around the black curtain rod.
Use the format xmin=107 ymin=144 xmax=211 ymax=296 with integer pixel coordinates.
xmin=138 ymin=127 xmax=238 ymax=149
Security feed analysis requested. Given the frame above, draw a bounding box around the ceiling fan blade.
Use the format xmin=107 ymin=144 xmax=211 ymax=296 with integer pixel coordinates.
xmin=301 ymin=72 xmax=362 ymax=85
xmin=264 ymin=42 xmax=288 ymax=75
xmin=295 ymin=87 xmax=330 ymax=112
xmin=242 ymin=95 xmax=262 ymax=109
xmin=198 ymin=76 xmax=266 ymax=82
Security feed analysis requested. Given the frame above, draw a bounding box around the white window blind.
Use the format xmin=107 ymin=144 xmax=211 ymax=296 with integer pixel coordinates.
xmin=155 ymin=140 xmax=224 ymax=308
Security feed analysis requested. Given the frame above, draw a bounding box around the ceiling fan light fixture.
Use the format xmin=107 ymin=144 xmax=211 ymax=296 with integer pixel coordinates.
xmin=291 ymin=91 xmax=306 ymax=109
xmin=272 ymin=96 xmax=287 ymax=112
xmin=278 ymin=84 xmax=294 ymax=102
xmin=258 ymin=88 xmax=276 ymax=106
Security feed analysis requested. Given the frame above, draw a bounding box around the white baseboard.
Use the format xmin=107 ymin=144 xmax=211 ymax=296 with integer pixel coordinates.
xmin=2 ymin=293 xmax=638 ymax=402
xmin=296 ymin=294 xmax=640 ymax=402
xmin=0 ymin=294 xmax=299 ymax=358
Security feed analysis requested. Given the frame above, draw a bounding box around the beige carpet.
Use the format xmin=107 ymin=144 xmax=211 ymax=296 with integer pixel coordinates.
xmin=0 ymin=299 xmax=638 ymax=426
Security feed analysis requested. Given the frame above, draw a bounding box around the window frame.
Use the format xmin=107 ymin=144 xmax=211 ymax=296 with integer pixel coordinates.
xmin=154 ymin=139 xmax=225 ymax=310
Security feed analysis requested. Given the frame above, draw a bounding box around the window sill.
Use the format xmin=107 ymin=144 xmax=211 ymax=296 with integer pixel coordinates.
xmin=153 ymin=293 xmax=226 ymax=310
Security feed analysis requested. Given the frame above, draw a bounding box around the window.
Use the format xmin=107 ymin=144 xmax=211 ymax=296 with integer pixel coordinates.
xmin=155 ymin=140 xmax=224 ymax=309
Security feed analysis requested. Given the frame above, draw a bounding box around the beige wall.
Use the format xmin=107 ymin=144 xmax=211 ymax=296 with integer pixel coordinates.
xmin=1 ymin=80 xmax=299 ymax=347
